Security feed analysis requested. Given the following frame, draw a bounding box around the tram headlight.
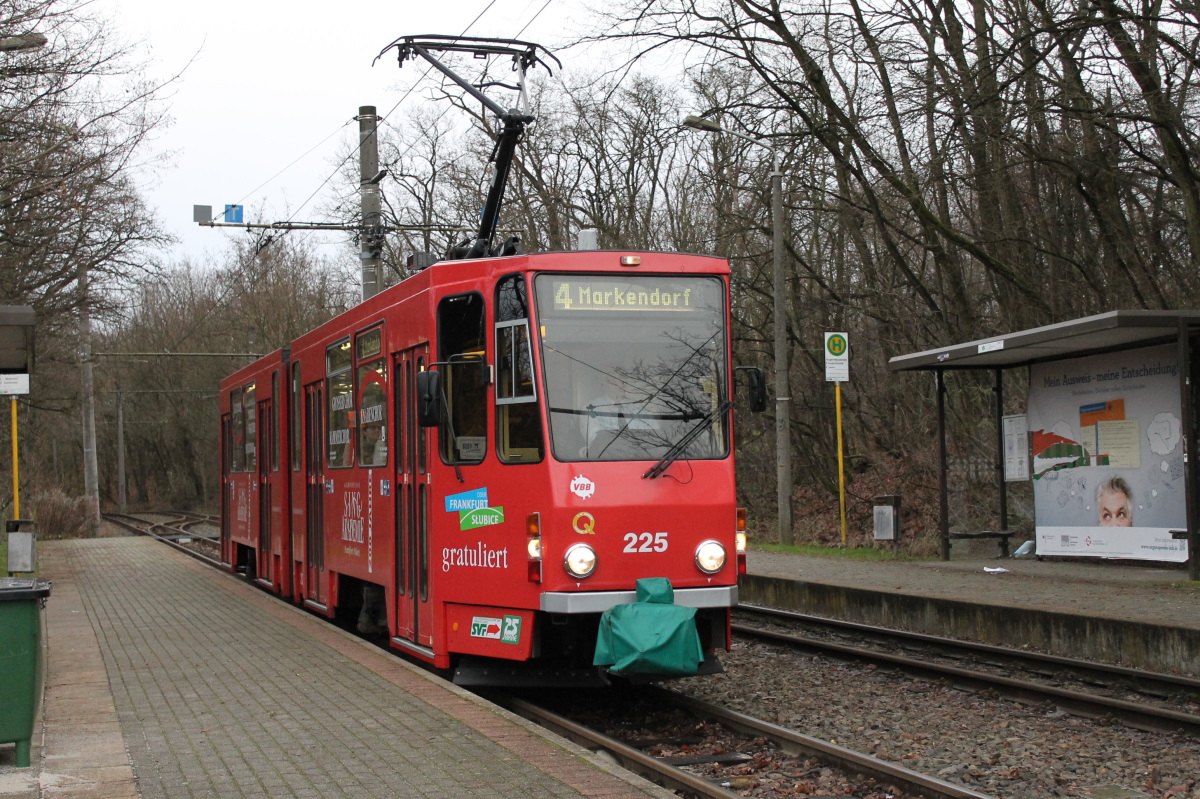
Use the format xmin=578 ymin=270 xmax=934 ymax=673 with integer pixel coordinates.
xmin=695 ymin=540 xmax=726 ymax=574
xmin=563 ymin=543 xmax=597 ymax=578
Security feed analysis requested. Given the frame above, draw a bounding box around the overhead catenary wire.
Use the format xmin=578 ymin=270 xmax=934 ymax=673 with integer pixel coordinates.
xmin=221 ymin=0 xmax=562 ymax=254
xmin=179 ymin=2 xmax=530 ymax=352
xmin=175 ymin=2 xmax=565 ymax=359
xmin=230 ymin=0 xmax=512 ymax=236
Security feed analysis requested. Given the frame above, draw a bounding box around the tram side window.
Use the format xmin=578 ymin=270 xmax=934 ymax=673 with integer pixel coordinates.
xmin=327 ymin=338 xmax=353 ymax=467
xmin=437 ymin=293 xmax=487 ymax=464
xmin=271 ymin=370 xmax=280 ymax=472
xmin=290 ymin=362 xmax=302 ymax=472
xmin=230 ymin=387 xmax=245 ymax=472
xmin=417 ymin=356 xmax=427 ymax=475
xmin=357 ymin=327 xmax=387 ymax=468
xmin=496 ymin=275 xmax=543 ymax=463
xmin=244 ymin=383 xmax=257 ymax=472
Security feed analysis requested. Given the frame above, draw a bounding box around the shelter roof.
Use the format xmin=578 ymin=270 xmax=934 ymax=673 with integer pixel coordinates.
xmin=888 ymin=310 xmax=1200 ymax=372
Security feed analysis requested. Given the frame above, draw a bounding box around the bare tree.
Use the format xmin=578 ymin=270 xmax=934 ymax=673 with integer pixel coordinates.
xmin=572 ymin=0 xmax=1200 ymax=545
xmin=1 ymin=0 xmax=172 ymax=319
xmin=2 ymin=0 xmax=178 ymax=520
xmin=48 ymin=237 xmax=358 ymax=510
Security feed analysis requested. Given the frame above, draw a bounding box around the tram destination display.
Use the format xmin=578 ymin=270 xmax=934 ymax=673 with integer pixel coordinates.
xmin=548 ymin=276 xmax=720 ymax=313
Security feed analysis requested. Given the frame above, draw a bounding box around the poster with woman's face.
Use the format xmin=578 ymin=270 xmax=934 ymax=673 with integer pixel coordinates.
xmin=1027 ymin=344 xmax=1188 ymax=561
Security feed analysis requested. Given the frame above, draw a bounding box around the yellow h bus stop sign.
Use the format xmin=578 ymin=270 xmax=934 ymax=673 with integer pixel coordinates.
xmin=825 ymin=332 xmax=849 ymax=382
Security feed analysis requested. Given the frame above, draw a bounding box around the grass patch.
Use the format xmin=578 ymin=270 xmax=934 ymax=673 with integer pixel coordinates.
xmin=753 ymin=542 xmax=931 ymax=561
xmin=1153 ymin=579 xmax=1200 ymax=592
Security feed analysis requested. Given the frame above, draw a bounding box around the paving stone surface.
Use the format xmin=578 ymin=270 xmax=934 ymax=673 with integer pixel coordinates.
xmin=6 ymin=535 xmax=1192 ymax=797
xmin=1 ymin=538 xmax=674 ymax=799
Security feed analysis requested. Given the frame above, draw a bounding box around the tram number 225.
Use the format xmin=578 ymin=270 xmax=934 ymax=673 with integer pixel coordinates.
xmin=623 ymin=532 xmax=668 ymax=553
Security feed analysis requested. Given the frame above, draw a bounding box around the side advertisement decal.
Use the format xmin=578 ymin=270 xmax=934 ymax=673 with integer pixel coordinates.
xmin=445 ymin=487 xmax=504 ymax=531
xmin=442 ymin=543 xmax=509 ymax=572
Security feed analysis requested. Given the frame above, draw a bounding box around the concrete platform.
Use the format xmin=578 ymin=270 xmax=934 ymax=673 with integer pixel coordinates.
xmin=0 ymin=538 xmax=675 ymax=799
xmin=742 ymin=549 xmax=1200 ymax=674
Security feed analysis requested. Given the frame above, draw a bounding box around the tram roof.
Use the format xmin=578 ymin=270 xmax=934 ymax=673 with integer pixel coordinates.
xmin=888 ymin=310 xmax=1200 ymax=372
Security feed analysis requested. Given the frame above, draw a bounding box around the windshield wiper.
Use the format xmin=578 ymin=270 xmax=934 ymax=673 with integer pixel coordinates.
xmin=642 ymin=400 xmax=731 ymax=479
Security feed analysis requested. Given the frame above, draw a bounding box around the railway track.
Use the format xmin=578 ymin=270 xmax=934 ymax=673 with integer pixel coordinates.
xmin=111 ymin=523 xmax=1185 ymax=796
xmin=115 ymin=519 xmax=999 ymax=797
xmin=734 ymin=604 xmax=1200 ymax=737
xmin=104 ymin=512 xmax=222 ymax=565
xmin=489 ymin=686 xmax=998 ymax=799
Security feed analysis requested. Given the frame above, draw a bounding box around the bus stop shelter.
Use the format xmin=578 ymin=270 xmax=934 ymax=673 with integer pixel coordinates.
xmin=889 ymin=310 xmax=1200 ymax=580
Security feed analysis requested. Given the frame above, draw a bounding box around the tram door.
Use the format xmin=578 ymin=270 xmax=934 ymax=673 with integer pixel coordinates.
xmin=303 ymin=382 xmax=327 ymax=605
xmin=220 ymin=414 xmax=232 ymax=566
xmin=394 ymin=346 xmax=432 ymax=646
xmin=256 ymin=397 xmax=273 ymax=585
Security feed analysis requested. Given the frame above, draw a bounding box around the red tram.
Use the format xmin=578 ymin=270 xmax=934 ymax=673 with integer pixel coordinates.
xmin=219 ymin=252 xmax=764 ymax=684
xmin=218 ymin=36 xmax=766 ymax=685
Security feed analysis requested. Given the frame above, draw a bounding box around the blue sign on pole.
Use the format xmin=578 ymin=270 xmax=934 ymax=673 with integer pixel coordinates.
xmin=224 ymin=204 xmax=243 ymax=223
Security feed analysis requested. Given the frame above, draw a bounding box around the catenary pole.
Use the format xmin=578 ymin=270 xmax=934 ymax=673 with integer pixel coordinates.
xmin=772 ymin=166 xmax=792 ymax=544
xmin=359 ymin=105 xmax=383 ymax=301
xmin=117 ymin=393 xmax=126 ymax=514
xmin=79 ymin=263 xmax=100 ymax=532
xmin=681 ymin=116 xmax=794 ymax=545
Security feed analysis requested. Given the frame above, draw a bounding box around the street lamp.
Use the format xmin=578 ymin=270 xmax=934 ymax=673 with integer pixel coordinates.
xmin=0 ymin=33 xmax=48 ymax=53
xmin=682 ymin=115 xmax=793 ymax=545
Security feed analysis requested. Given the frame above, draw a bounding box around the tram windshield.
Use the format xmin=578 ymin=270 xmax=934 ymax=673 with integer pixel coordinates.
xmin=534 ymin=273 xmax=729 ymax=463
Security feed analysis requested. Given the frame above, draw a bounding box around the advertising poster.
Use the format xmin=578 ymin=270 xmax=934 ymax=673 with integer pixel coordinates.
xmin=1028 ymin=344 xmax=1188 ymax=561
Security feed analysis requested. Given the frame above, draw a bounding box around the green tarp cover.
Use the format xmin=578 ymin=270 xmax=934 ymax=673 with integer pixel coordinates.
xmin=593 ymin=578 xmax=704 ymax=676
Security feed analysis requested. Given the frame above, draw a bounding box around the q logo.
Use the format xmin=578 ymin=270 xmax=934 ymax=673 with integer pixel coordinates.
xmin=572 ymin=512 xmax=596 ymax=535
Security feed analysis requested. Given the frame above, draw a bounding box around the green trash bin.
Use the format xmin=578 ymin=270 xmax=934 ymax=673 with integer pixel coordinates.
xmin=0 ymin=578 xmax=51 ymax=768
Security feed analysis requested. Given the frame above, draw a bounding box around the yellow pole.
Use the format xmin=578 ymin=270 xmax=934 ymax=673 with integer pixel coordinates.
xmin=836 ymin=382 xmax=846 ymax=545
xmin=11 ymin=396 xmax=18 ymax=519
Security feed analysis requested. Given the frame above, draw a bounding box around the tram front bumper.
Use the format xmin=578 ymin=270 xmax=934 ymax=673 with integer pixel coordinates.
xmin=539 ymin=584 xmax=737 ymax=614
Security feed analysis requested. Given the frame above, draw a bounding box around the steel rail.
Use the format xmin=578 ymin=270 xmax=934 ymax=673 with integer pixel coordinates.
xmin=653 ymin=688 xmax=998 ymax=799
xmin=486 ymin=693 xmax=745 ymax=799
xmin=733 ymin=613 xmax=1200 ymax=737
xmin=102 ymin=512 xmax=993 ymax=797
xmin=738 ymin=604 xmax=1200 ymax=696
xmin=494 ymin=689 xmax=997 ymax=799
xmin=103 ymin=513 xmax=223 ymax=569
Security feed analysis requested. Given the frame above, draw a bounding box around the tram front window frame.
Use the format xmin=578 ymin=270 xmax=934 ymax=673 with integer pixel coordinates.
xmin=533 ymin=273 xmax=729 ymax=464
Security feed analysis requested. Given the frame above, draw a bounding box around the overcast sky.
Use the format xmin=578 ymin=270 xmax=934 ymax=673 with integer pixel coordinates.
xmin=93 ymin=0 xmax=598 ymax=265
